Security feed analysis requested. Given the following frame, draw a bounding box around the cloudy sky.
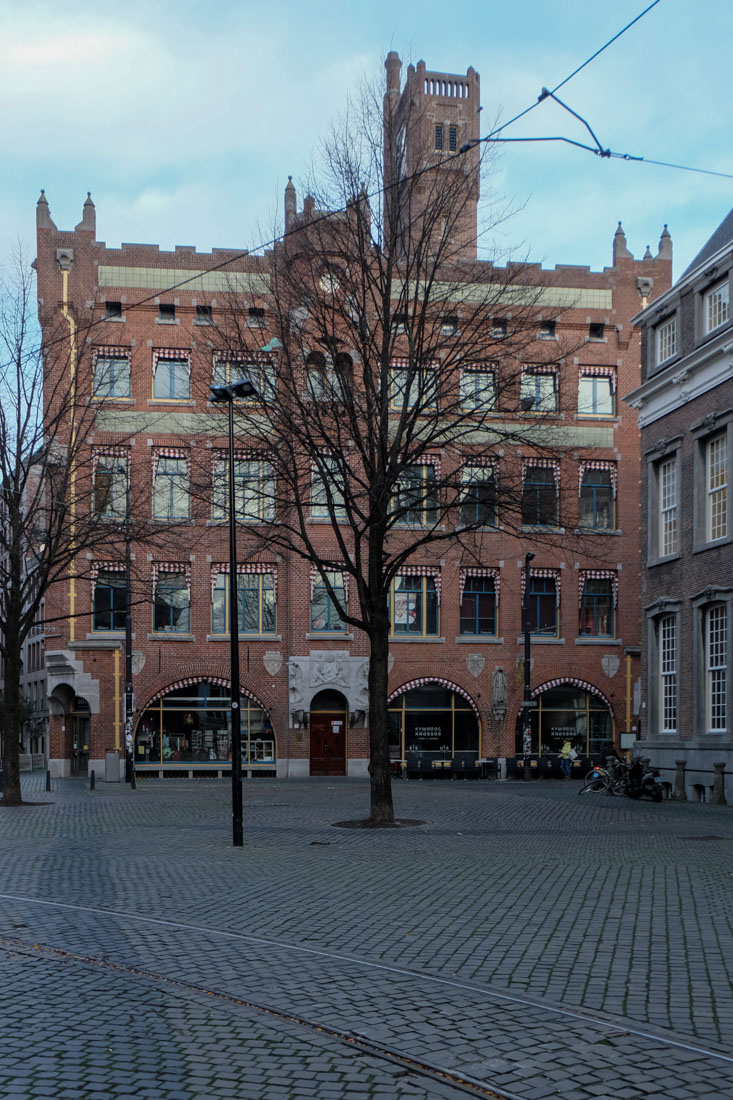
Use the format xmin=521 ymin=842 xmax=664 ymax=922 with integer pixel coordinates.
xmin=1 ymin=0 xmax=730 ymax=281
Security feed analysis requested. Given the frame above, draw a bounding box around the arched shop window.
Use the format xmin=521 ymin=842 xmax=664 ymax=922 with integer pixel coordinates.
xmin=135 ymin=680 xmax=275 ymax=767
xmin=388 ymin=682 xmax=480 ymax=762
xmin=514 ymin=682 xmax=612 ymax=757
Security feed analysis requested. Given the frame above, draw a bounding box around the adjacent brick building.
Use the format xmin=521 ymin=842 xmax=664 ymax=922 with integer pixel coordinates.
xmin=33 ymin=54 xmax=672 ymax=780
xmin=627 ymin=209 xmax=733 ymax=798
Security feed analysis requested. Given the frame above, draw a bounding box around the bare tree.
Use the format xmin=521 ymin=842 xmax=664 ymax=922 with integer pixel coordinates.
xmin=0 ymin=254 xmax=173 ymax=806
xmin=200 ymin=75 xmax=575 ymax=824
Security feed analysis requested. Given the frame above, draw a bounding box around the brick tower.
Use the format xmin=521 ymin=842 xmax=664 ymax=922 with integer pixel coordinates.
xmin=383 ymin=52 xmax=481 ymax=261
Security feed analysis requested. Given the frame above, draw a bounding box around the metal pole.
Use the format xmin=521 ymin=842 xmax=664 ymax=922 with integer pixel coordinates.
xmin=227 ymin=395 xmax=244 ymax=847
xmin=522 ymin=551 xmax=535 ymax=781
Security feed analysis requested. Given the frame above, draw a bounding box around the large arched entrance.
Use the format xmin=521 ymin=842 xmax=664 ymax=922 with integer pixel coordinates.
xmin=388 ymin=680 xmax=480 ymax=772
xmin=135 ymin=678 xmax=275 ymax=772
xmin=514 ymin=679 xmax=614 ymax=757
xmin=309 ymin=690 xmax=347 ymax=776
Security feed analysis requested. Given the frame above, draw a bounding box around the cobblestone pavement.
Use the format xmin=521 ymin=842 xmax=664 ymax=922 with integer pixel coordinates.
xmin=1 ymin=774 xmax=732 ymax=1099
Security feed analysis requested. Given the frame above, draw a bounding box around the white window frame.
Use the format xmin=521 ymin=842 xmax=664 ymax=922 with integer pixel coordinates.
xmin=659 ymin=614 xmax=677 ymax=734
xmin=659 ymin=456 xmax=678 ymax=557
xmin=656 ymin=317 xmax=677 ymax=365
xmin=706 ymin=433 xmax=728 ymax=542
xmin=706 ymin=604 xmax=728 ymax=733
xmin=704 ymin=280 xmax=730 ymax=335
xmin=311 ymin=457 xmax=347 ymax=521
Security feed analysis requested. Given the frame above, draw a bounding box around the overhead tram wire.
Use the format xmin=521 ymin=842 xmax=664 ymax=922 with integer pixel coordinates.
xmin=33 ymin=0 xmax=671 ymax=360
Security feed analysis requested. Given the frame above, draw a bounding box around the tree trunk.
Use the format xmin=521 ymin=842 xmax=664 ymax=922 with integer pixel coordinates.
xmin=1 ymin=647 xmax=24 ymax=806
xmin=367 ymin=617 xmax=395 ymax=824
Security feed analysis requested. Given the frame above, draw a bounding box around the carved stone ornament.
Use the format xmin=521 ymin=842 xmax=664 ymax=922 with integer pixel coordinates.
xmin=466 ymin=653 xmax=484 ymax=679
xmin=601 ymin=654 xmax=620 ymax=679
xmin=491 ymin=666 xmax=507 ymax=722
xmin=131 ymin=651 xmax=145 ymax=676
xmin=263 ymin=651 xmax=282 ymax=676
xmin=387 ymin=653 xmax=395 ymax=674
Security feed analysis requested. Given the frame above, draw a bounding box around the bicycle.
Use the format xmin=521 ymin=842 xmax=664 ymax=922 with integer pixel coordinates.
xmin=579 ymin=765 xmax=610 ymax=793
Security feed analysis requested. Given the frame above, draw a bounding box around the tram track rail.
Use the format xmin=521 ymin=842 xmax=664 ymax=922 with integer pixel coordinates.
xmin=0 ymin=934 xmax=518 ymax=1100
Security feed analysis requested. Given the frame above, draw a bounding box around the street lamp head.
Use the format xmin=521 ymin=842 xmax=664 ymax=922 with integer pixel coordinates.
xmin=209 ymin=377 xmax=258 ymax=403
xmin=525 ymin=551 xmax=535 ymax=564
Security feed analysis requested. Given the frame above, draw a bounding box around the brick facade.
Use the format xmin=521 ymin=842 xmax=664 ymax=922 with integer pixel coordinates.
xmin=34 ymin=56 xmax=672 ymax=780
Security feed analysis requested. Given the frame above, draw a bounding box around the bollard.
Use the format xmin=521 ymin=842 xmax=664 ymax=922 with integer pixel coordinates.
xmin=131 ymin=768 xmax=136 ymax=791
xmin=672 ymin=760 xmax=687 ymax=801
xmin=45 ymin=769 xmax=51 ymax=793
xmin=711 ymin=762 xmax=727 ymax=806
xmin=90 ymin=769 xmax=95 ymax=791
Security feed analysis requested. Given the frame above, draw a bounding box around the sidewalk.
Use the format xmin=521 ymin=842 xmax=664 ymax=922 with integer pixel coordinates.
xmin=1 ymin=775 xmax=732 ymax=1098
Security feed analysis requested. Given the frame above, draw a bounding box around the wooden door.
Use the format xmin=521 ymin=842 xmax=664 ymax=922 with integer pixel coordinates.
xmin=310 ymin=712 xmax=346 ymax=776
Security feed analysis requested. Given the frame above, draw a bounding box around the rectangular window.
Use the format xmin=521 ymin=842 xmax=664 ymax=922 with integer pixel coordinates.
xmin=153 ymin=356 xmax=190 ymax=400
xmin=389 ymin=363 xmax=436 ymax=410
xmin=491 ymin=318 xmax=507 ymax=338
xmin=311 ymin=457 xmax=347 ymax=520
xmin=441 ymin=316 xmax=458 ymax=335
xmin=659 ymin=456 xmax=678 ymax=555
xmin=153 ymin=573 xmax=190 ymax=634
xmin=522 ymin=465 xmax=558 ymax=527
xmin=212 ymin=358 xmax=275 ymax=401
xmin=589 ymin=322 xmax=605 ymax=341
xmin=212 ymin=457 xmax=275 ymax=523
xmin=578 ymin=373 xmax=615 ymax=417
xmin=579 ymin=467 xmax=614 ymax=530
xmin=460 ymin=369 xmax=495 ymax=411
xmin=528 ymin=576 xmax=557 ymax=636
xmin=310 ymin=570 xmax=347 ymax=633
xmin=248 ymin=307 xmax=266 ymax=326
xmin=195 ymin=305 xmax=213 ymax=324
xmin=448 ymin=125 xmax=457 ymax=151
xmin=459 ymin=576 xmax=496 ymax=636
xmin=94 ymin=454 xmax=127 ymax=518
xmin=707 ymin=433 xmax=728 ymax=541
xmin=390 ymin=574 xmax=438 ymax=636
xmin=211 ymin=571 xmax=276 ymax=635
xmin=434 ymin=125 xmax=444 ymax=151
xmin=153 ymin=457 xmax=189 ymax=520
xmin=659 ymin=614 xmax=677 ymax=734
xmin=656 ymin=317 xmax=677 ymax=364
xmin=579 ymin=578 xmax=614 ymax=637
xmin=706 ymin=605 xmax=727 ymax=733
xmin=521 ymin=369 xmax=557 ymax=413
xmin=158 ymin=303 xmax=176 ymax=322
xmin=104 ymin=301 xmax=122 ymax=320
xmin=704 ymin=281 xmax=729 ymax=334
xmin=539 ymin=320 xmax=556 ymax=339
xmin=459 ymin=465 xmax=497 ymax=527
xmin=93 ymin=571 xmax=126 ymax=631
xmin=393 ymin=464 xmax=438 ymax=526
xmin=93 ymin=354 xmax=130 ymax=398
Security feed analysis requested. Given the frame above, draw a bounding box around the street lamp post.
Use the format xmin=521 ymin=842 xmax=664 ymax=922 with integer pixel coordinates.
xmin=209 ymin=376 xmax=257 ymax=847
xmin=521 ymin=551 xmax=535 ymax=781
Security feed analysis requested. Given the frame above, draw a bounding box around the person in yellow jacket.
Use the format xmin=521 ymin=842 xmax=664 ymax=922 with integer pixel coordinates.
xmin=559 ymin=739 xmax=574 ymax=779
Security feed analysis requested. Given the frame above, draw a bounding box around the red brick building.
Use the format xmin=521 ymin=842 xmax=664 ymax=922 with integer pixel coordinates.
xmin=34 ymin=55 xmax=672 ymax=780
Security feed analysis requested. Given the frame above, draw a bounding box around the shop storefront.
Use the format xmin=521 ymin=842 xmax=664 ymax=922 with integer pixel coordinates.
xmin=388 ymin=679 xmax=480 ymax=770
xmin=515 ymin=679 xmax=613 ymax=757
xmin=135 ymin=678 xmax=275 ymax=773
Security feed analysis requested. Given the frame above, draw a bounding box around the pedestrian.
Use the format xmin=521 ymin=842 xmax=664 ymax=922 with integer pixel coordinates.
xmin=559 ymin=739 xmax=573 ymax=779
